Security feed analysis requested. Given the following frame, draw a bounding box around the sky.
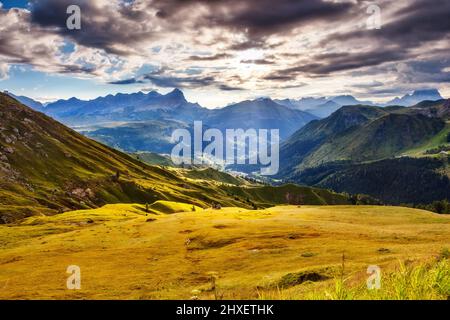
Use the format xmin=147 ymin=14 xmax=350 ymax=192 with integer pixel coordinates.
xmin=0 ymin=0 xmax=449 ymax=108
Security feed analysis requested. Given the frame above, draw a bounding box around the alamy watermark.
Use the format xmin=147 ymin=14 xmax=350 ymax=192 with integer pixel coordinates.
xmin=66 ymin=5 xmax=81 ymax=30
xmin=66 ymin=265 xmax=81 ymax=290
xmin=171 ymin=121 xmax=279 ymax=175
xmin=366 ymin=4 xmax=382 ymax=30
xmin=367 ymin=265 xmax=381 ymax=289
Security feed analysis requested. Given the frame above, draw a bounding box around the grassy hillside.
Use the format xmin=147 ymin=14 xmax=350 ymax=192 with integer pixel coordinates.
xmin=130 ymin=152 xmax=175 ymax=166
xmin=279 ymin=105 xmax=388 ymax=175
xmin=0 ymin=205 xmax=448 ymax=299
xmin=403 ymin=121 xmax=450 ymax=156
xmin=0 ymin=93 xmax=353 ymax=222
xmin=299 ymin=113 xmax=444 ymax=169
xmin=0 ymin=93 xmax=216 ymax=221
xmin=147 ymin=200 xmax=202 ymax=214
xmin=183 ymin=167 xmax=247 ymax=186
xmin=220 ymin=184 xmax=354 ymax=207
xmin=401 ymin=99 xmax=450 ymax=119
xmin=280 ymin=104 xmax=446 ymax=174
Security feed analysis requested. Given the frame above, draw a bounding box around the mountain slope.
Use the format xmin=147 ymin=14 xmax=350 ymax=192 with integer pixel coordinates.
xmin=293 ymin=157 xmax=450 ymax=205
xmin=279 ymin=105 xmax=389 ymax=174
xmin=405 ymin=99 xmax=450 ymax=120
xmin=0 ymin=93 xmax=352 ymax=223
xmin=304 ymin=100 xmax=341 ymax=118
xmin=5 ymin=91 xmax=44 ymax=111
xmin=205 ymin=98 xmax=317 ymax=139
xmin=279 ymin=104 xmax=446 ymax=175
xmin=300 ymin=113 xmax=444 ymax=168
xmin=0 ymin=92 xmax=210 ymax=221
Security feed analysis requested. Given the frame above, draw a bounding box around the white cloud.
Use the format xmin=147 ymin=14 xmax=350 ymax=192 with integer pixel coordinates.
xmin=0 ymin=62 xmax=9 ymax=80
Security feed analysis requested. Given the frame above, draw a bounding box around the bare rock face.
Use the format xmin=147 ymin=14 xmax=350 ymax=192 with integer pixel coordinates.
xmin=4 ymin=146 xmax=14 ymax=154
xmin=71 ymin=188 xmax=95 ymax=199
xmin=85 ymin=188 xmax=94 ymax=198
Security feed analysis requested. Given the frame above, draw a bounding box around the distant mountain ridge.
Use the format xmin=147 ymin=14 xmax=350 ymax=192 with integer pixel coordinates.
xmin=6 ymin=88 xmax=445 ymax=123
xmin=4 ymin=88 xmax=447 ymax=156
xmin=385 ymin=89 xmax=443 ymax=107
xmin=275 ymin=94 xmax=376 ymax=118
xmin=5 ymin=89 xmax=319 ymax=147
xmin=40 ymin=89 xmax=207 ymax=125
xmin=275 ymin=89 xmax=445 ymax=117
xmin=205 ymin=98 xmax=317 ymax=139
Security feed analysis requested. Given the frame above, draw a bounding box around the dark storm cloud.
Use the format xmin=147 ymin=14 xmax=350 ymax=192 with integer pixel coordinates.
xmin=397 ymin=59 xmax=450 ymax=84
xmin=263 ymin=74 xmax=295 ymax=82
xmin=188 ymin=53 xmax=233 ymax=61
xmin=240 ymin=59 xmax=275 ymax=65
xmin=228 ymin=39 xmax=269 ymax=51
xmin=351 ymin=81 xmax=384 ymax=89
xmin=56 ymin=64 xmax=96 ymax=74
xmin=110 ymin=69 xmax=246 ymax=91
xmin=144 ymin=74 xmax=215 ymax=88
xmin=154 ymin=0 xmax=355 ymax=37
xmin=27 ymin=0 xmax=357 ymax=54
xmin=218 ymin=84 xmax=244 ymax=91
xmin=308 ymin=0 xmax=450 ymax=74
xmin=304 ymin=50 xmax=408 ymax=75
xmin=109 ymin=68 xmax=216 ymax=89
xmin=268 ymin=49 xmax=409 ymax=78
xmin=0 ymin=37 xmax=32 ymax=64
xmin=257 ymin=0 xmax=450 ymax=83
xmin=29 ymin=0 xmax=156 ymax=55
xmin=321 ymin=0 xmax=450 ymax=64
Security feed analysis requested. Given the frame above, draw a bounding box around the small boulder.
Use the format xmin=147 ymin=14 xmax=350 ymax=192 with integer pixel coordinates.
xmin=4 ymin=147 xmax=14 ymax=154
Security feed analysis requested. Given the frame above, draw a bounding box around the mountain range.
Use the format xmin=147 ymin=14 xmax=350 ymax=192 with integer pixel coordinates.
xmin=277 ymin=99 xmax=450 ymax=204
xmin=275 ymin=95 xmax=375 ymax=118
xmin=6 ymin=89 xmax=320 ymax=145
xmin=34 ymin=89 xmax=206 ymax=125
xmin=5 ymin=88 xmax=446 ymax=152
xmin=274 ymin=89 xmax=444 ymax=117
xmin=385 ymin=89 xmax=443 ymax=106
xmin=0 ymin=92 xmax=355 ymax=223
xmin=4 ymin=88 xmax=449 ymax=206
xmin=8 ymin=88 xmax=445 ymax=123
xmin=279 ymin=102 xmax=448 ymax=174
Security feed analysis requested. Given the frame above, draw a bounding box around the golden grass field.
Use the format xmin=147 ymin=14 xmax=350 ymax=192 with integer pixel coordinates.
xmin=0 ymin=203 xmax=449 ymax=300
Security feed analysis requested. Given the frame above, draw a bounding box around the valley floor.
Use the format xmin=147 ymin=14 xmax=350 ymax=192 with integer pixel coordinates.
xmin=0 ymin=205 xmax=449 ymax=300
